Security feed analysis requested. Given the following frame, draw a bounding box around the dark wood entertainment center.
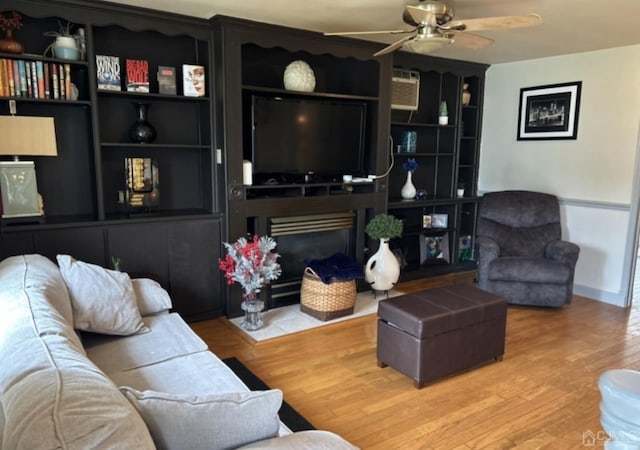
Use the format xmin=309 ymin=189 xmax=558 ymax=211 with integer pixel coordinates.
xmin=0 ymin=0 xmax=487 ymax=320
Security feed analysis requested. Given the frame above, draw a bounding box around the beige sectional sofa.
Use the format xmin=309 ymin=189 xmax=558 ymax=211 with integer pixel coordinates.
xmin=0 ymin=254 xmax=356 ymax=449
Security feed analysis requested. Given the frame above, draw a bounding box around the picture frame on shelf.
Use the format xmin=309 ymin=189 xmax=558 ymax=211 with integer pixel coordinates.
xmin=420 ymin=233 xmax=449 ymax=264
xmin=431 ymin=213 xmax=448 ymax=229
xmin=458 ymin=234 xmax=474 ymax=262
xmin=517 ymin=81 xmax=582 ymax=140
xmin=422 ymin=214 xmax=432 ymax=229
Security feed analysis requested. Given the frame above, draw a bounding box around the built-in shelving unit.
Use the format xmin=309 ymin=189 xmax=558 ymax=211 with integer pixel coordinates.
xmin=387 ymin=52 xmax=487 ymax=280
xmin=0 ymin=0 xmax=223 ymax=321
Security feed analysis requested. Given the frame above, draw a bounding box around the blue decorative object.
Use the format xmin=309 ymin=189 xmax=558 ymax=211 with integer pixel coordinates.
xmin=416 ymin=189 xmax=427 ymax=200
xmin=304 ymin=253 xmax=364 ymax=284
xmin=403 ymin=158 xmax=418 ymax=172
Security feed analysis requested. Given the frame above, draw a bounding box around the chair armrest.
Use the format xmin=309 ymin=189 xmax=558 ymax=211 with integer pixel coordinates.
xmin=545 ymin=240 xmax=580 ymax=269
xmin=476 ymin=236 xmax=501 ymax=288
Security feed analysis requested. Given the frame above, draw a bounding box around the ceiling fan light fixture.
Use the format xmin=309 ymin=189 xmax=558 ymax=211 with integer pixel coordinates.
xmin=403 ymin=36 xmax=453 ymax=54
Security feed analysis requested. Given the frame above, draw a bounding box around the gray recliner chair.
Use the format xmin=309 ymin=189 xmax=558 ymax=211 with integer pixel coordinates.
xmin=476 ymin=190 xmax=580 ymax=307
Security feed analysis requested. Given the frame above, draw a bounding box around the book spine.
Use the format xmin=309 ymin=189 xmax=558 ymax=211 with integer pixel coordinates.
xmin=12 ymin=60 xmax=20 ymax=97
xmin=52 ymin=64 xmax=59 ymax=99
xmin=58 ymin=63 xmax=65 ymax=99
xmin=25 ymin=61 xmax=32 ymax=98
xmin=6 ymin=59 xmax=15 ymax=96
xmin=17 ymin=60 xmax=27 ymax=97
xmin=30 ymin=61 xmax=38 ymax=99
xmin=0 ymin=59 xmax=6 ymax=97
xmin=37 ymin=61 xmax=45 ymax=99
xmin=43 ymin=62 xmax=50 ymax=98
xmin=65 ymin=64 xmax=71 ymax=99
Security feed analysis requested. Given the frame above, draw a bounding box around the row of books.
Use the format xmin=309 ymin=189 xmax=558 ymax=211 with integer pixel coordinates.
xmin=0 ymin=58 xmax=73 ymax=100
xmin=96 ymin=55 xmax=205 ymax=97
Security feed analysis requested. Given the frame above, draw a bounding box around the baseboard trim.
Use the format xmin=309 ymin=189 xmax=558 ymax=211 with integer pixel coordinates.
xmin=573 ymin=284 xmax=626 ymax=307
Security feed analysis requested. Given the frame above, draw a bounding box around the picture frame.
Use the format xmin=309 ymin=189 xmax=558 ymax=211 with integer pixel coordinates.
xmin=422 ymin=214 xmax=432 ymax=229
xmin=420 ymin=232 xmax=449 ymax=264
xmin=517 ymin=81 xmax=582 ymax=141
xmin=431 ymin=213 xmax=448 ymax=229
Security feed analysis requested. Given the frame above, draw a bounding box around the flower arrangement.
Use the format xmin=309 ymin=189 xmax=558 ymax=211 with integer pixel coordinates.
xmin=219 ymin=235 xmax=282 ymax=300
xmin=0 ymin=11 xmax=22 ymax=32
xmin=365 ymin=213 xmax=403 ymax=240
xmin=403 ymin=158 xmax=418 ymax=172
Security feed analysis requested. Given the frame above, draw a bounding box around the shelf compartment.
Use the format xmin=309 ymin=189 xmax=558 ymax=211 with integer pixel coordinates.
xmin=242 ymin=85 xmax=378 ymax=102
xmin=241 ymin=44 xmax=380 ymax=98
xmin=97 ymin=90 xmax=209 ymax=102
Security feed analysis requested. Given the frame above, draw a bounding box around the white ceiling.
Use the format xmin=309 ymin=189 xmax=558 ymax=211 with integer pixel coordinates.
xmin=107 ymin=0 xmax=640 ymax=64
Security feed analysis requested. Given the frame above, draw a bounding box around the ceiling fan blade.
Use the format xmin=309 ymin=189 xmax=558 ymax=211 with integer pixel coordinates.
xmin=453 ymin=13 xmax=542 ymax=32
xmin=450 ymin=31 xmax=494 ymax=50
xmin=374 ymin=35 xmax=415 ymax=57
xmin=325 ymin=29 xmax=415 ymax=37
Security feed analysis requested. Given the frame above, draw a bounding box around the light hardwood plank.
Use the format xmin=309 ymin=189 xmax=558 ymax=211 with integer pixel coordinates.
xmin=190 ymin=273 xmax=639 ymax=449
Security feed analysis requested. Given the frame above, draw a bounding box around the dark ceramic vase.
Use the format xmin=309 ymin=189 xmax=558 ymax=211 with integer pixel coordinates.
xmin=129 ymin=102 xmax=157 ymax=143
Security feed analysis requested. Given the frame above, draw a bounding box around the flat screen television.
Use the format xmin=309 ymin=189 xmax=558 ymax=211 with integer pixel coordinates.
xmin=251 ymin=95 xmax=366 ymax=180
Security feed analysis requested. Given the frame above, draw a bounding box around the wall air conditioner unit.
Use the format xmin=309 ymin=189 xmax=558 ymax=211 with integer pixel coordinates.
xmin=391 ymin=69 xmax=420 ymax=111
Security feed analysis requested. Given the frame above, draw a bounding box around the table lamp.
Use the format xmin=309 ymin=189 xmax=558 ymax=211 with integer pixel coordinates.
xmin=0 ymin=114 xmax=58 ymax=220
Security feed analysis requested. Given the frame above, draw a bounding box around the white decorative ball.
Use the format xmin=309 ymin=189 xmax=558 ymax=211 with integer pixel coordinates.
xmin=283 ymin=60 xmax=316 ymax=92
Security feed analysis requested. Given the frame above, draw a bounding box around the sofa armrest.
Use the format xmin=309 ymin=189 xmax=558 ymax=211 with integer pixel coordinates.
xmin=476 ymin=236 xmax=501 ymax=288
xmin=545 ymin=240 xmax=580 ymax=270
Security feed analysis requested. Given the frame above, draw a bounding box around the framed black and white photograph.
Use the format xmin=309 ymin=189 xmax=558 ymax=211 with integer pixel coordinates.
xmin=517 ymin=81 xmax=582 ymax=140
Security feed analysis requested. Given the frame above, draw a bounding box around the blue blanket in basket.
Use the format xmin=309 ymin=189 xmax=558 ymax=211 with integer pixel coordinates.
xmin=304 ymin=253 xmax=364 ymax=284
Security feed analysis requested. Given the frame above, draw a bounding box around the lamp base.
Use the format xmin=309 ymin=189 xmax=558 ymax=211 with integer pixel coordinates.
xmin=0 ymin=161 xmax=44 ymax=219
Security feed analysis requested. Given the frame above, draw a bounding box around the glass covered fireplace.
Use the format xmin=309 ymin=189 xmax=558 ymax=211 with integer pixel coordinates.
xmin=268 ymin=212 xmax=356 ymax=308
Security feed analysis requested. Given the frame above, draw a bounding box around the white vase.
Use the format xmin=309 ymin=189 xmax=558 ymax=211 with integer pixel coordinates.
xmin=401 ymin=171 xmax=417 ymax=199
xmin=365 ymin=239 xmax=400 ymax=292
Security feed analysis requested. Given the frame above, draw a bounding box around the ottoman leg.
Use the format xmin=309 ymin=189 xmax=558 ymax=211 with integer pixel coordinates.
xmin=377 ymin=360 xmax=388 ymax=368
xmin=413 ymin=380 xmax=425 ymax=389
xmin=495 ymin=354 xmax=504 ymax=362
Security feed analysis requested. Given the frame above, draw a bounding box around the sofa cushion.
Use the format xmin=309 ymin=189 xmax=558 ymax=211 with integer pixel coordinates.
xmin=132 ymin=278 xmax=173 ymax=315
xmin=84 ymin=313 xmax=208 ymax=374
xmin=0 ymin=254 xmax=155 ymax=450
xmin=121 ymin=387 xmax=282 ymax=450
xmin=56 ymin=254 xmax=146 ymax=335
xmin=488 ymin=257 xmax=571 ymax=284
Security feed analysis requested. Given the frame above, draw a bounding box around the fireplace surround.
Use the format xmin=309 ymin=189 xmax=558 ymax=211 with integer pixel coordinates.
xmin=267 ymin=212 xmax=356 ymax=308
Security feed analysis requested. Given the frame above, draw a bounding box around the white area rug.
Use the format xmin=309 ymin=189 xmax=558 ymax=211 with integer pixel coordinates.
xmin=229 ymin=289 xmax=404 ymax=342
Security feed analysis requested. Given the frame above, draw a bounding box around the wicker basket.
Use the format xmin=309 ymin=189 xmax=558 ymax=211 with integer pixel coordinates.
xmin=300 ymin=267 xmax=356 ymax=321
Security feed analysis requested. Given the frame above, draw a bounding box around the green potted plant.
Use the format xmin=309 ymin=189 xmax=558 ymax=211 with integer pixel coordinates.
xmin=365 ymin=213 xmax=403 ymax=240
xmin=457 ymin=181 xmax=465 ymax=198
xmin=365 ymin=214 xmax=403 ymax=292
xmin=438 ymin=101 xmax=448 ymax=125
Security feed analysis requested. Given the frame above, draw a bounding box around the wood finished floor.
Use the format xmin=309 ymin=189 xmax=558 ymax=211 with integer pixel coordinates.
xmin=190 ymin=273 xmax=640 ymax=449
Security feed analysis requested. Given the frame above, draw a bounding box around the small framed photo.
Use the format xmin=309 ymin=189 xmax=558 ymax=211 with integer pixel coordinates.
xmin=420 ymin=233 xmax=450 ymax=264
xmin=431 ymin=213 xmax=448 ymax=229
xmin=517 ymin=81 xmax=582 ymax=140
xmin=422 ymin=214 xmax=432 ymax=229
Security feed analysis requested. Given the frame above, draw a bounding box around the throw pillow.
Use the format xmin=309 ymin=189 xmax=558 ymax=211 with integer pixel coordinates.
xmin=120 ymin=387 xmax=282 ymax=450
xmin=131 ymin=278 xmax=172 ymax=316
xmin=56 ymin=254 xmax=146 ymax=335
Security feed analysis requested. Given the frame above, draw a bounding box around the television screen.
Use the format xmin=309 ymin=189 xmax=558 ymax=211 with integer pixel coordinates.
xmin=251 ymin=95 xmax=366 ymax=179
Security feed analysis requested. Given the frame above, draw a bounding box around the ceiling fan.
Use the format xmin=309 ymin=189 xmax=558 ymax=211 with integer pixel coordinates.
xmin=324 ymin=0 xmax=542 ymax=57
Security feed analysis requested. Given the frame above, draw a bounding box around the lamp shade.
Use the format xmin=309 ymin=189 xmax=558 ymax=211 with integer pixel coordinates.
xmin=0 ymin=116 xmax=58 ymax=157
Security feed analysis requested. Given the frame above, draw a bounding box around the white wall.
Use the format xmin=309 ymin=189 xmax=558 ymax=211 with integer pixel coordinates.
xmin=479 ymin=45 xmax=640 ymax=306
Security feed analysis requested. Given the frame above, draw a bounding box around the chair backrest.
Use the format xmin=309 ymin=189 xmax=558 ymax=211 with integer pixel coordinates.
xmin=477 ymin=190 xmax=561 ymax=257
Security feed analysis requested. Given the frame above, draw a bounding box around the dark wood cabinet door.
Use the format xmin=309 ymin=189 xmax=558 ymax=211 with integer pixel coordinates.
xmin=34 ymin=227 xmax=106 ymax=265
xmin=106 ymin=222 xmax=170 ymax=286
xmin=168 ymin=218 xmax=223 ymax=321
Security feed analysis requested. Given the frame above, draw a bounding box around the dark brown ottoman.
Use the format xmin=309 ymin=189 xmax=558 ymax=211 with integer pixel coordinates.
xmin=377 ymin=284 xmax=507 ymax=388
